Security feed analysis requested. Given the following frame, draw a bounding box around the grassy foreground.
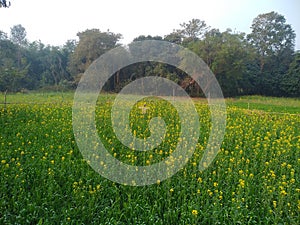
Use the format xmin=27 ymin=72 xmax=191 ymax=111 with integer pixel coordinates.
xmin=0 ymin=92 xmax=299 ymax=224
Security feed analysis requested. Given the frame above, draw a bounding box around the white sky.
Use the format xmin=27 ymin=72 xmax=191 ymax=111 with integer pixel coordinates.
xmin=0 ymin=0 xmax=299 ymax=49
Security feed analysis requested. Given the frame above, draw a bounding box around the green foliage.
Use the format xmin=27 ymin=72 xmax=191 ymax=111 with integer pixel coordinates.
xmin=243 ymin=11 xmax=297 ymax=96
xmin=247 ymin=11 xmax=295 ymax=70
xmin=0 ymin=35 xmax=29 ymax=92
xmin=164 ymin=32 xmax=182 ymax=45
xmin=189 ymin=29 xmax=257 ymax=97
xmin=68 ymin=29 xmax=122 ymax=80
xmin=282 ymin=52 xmax=300 ymax=96
xmin=0 ymin=11 xmax=298 ymax=97
xmin=227 ymin=95 xmax=300 ymax=114
xmin=0 ymin=58 xmax=28 ymax=92
xmin=0 ymin=27 xmax=76 ymax=91
xmin=133 ymin=35 xmax=163 ymax=42
xmin=10 ymin=24 xmax=27 ymax=46
xmin=179 ymin=18 xmax=209 ymax=44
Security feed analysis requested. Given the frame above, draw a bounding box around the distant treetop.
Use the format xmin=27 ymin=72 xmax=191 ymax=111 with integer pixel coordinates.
xmin=0 ymin=0 xmax=10 ymax=8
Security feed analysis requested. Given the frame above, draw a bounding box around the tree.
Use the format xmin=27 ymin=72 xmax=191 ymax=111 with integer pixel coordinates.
xmin=24 ymin=41 xmax=47 ymax=89
xmin=247 ymin=12 xmax=296 ymax=96
xmin=164 ymin=31 xmax=183 ymax=45
xmin=189 ymin=28 xmax=222 ymax=68
xmin=189 ymin=29 xmax=256 ymax=96
xmin=69 ymin=29 xmax=122 ymax=82
xmin=179 ymin=18 xmax=209 ymax=44
xmin=41 ymin=46 xmax=69 ymax=87
xmin=247 ymin=11 xmax=295 ymax=72
xmin=10 ymin=24 xmax=27 ymax=46
xmin=0 ymin=31 xmax=8 ymax=40
xmin=0 ymin=59 xmax=28 ymax=92
xmin=61 ymin=40 xmax=77 ymax=87
xmin=0 ymin=0 xmax=10 ymax=8
xmin=0 ymin=36 xmax=28 ymax=92
xmin=10 ymin=25 xmax=28 ymax=71
xmin=24 ymin=40 xmax=75 ymax=90
xmin=282 ymin=52 xmax=300 ymax=97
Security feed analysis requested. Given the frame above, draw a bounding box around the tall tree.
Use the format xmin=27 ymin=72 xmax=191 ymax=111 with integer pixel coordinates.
xmin=0 ymin=0 xmax=10 ymax=8
xmin=10 ymin=25 xmax=28 ymax=69
xmin=179 ymin=18 xmax=209 ymax=44
xmin=189 ymin=29 xmax=256 ymax=96
xmin=69 ymin=29 xmax=122 ymax=82
xmin=212 ymin=30 xmax=255 ymax=96
xmin=247 ymin=11 xmax=295 ymax=72
xmin=10 ymin=24 xmax=27 ymax=46
xmin=247 ymin=12 xmax=296 ymax=96
xmin=25 ymin=40 xmax=46 ymax=89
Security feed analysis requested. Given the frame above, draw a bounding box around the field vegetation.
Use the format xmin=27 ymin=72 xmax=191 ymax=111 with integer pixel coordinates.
xmin=0 ymin=92 xmax=299 ymax=224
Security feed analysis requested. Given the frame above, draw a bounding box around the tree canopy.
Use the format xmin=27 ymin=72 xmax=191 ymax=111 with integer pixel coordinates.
xmin=0 ymin=0 xmax=10 ymax=8
xmin=68 ymin=29 xmax=122 ymax=83
xmin=247 ymin=11 xmax=296 ymax=72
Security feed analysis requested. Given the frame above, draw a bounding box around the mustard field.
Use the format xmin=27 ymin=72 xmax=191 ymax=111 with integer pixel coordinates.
xmin=0 ymin=92 xmax=299 ymax=224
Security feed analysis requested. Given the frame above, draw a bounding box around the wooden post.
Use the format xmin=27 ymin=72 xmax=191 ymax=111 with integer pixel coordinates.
xmin=173 ymin=87 xmax=175 ymax=102
xmin=4 ymin=90 xmax=7 ymax=110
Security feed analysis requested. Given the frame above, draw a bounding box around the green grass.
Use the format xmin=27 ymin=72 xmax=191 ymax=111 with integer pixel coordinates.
xmin=0 ymin=92 xmax=299 ymax=224
xmin=226 ymin=95 xmax=300 ymax=114
xmin=0 ymin=91 xmax=75 ymax=104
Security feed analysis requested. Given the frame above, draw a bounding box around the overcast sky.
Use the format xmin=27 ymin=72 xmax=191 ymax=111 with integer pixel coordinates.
xmin=0 ymin=0 xmax=299 ymax=49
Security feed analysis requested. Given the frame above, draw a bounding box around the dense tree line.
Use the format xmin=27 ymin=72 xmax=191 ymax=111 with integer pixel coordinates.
xmin=0 ymin=26 xmax=75 ymax=92
xmin=0 ymin=11 xmax=299 ymax=97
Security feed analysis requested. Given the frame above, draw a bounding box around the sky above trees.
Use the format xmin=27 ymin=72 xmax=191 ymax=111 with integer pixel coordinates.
xmin=0 ymin=0 xmax=299 ymax=49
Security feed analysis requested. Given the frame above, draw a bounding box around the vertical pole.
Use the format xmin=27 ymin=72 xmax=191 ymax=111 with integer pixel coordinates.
xmin=173 ymin=87 xmax=175 ymax=102
xmin=4 ymin=90 xmax=7 ymax=110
